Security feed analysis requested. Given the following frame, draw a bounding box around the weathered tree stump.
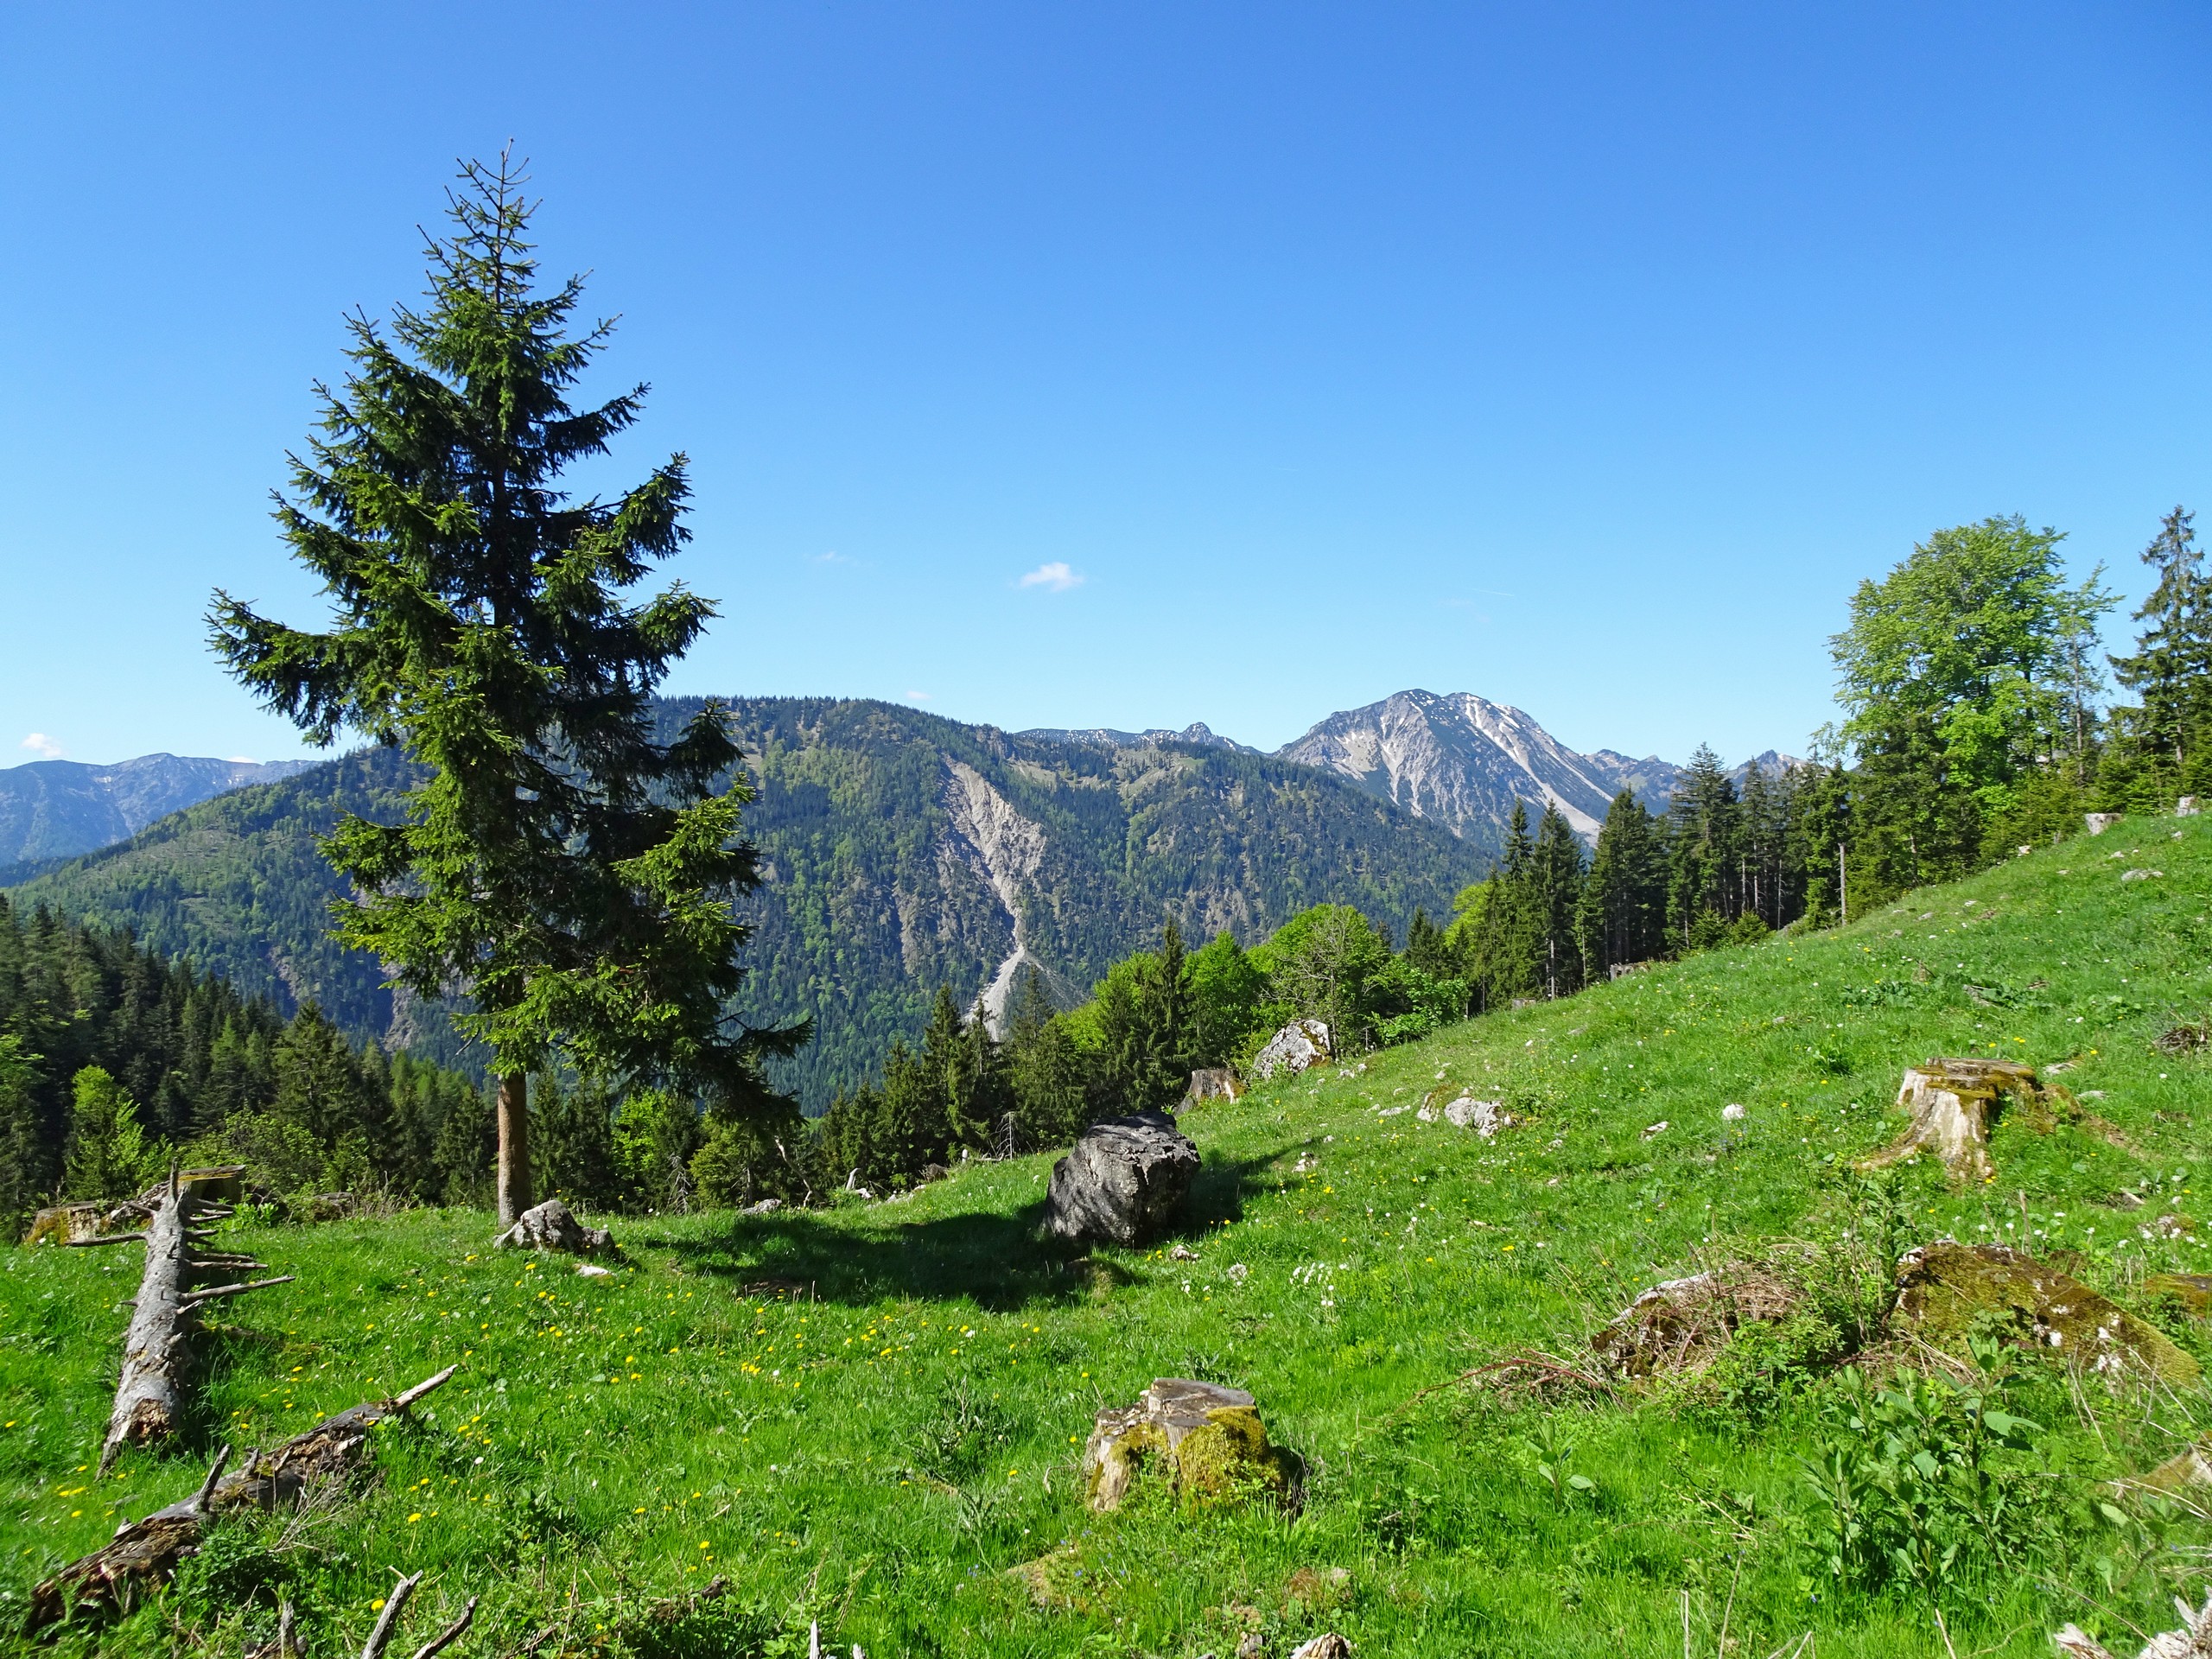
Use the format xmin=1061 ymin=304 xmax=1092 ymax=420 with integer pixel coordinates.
xmin=1184 ymin=1067 xmax=1244 ymax=1106
xmin=1895 ymin=1241 xmax=2199 ymax=1384
xmin=492 ymin=1197 xmax=616 ymax=1255
xmin=29 ymin=1366 xmax=454 ymax=1631
xmin=1859 ymin=1058 xmax=2045 ymax=1185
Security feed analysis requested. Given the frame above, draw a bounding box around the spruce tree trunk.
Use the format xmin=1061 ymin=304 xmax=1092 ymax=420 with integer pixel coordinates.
xmin=497 ymin=1071 xmax=531 ymax=1228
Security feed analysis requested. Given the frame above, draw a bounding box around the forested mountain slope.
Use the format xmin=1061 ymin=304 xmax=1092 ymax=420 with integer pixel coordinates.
xmin=7 ymin=697 xmax=1490 ymax=1103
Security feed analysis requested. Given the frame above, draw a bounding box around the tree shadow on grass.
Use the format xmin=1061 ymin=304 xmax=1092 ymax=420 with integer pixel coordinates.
xmin=641 ymin=1143 xmax=1296 ymax=1312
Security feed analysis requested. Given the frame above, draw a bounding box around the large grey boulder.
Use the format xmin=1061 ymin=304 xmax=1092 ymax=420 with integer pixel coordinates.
xmin=1042 ymin=1111 xmax=1199 ymax=1246
xmin=1253 ymin=1019 xmax=1331 ymax=1080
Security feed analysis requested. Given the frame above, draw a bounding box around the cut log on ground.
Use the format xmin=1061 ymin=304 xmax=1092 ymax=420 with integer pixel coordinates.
xmin=24 ymin=1205 xmax=111 ymax=1246
xmin=28 ymin=1365 xmax=456 ymax=1633
xmin=83 ymin=1167 xmax=289 ymax=1472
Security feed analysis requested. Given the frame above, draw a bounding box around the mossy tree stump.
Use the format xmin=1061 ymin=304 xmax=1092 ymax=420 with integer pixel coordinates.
xmin=1082 ymin=1379 xmax=1300 ymax=1512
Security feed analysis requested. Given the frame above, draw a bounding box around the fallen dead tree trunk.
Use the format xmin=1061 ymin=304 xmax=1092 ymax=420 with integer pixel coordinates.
xmin=78 ymin=1167 xmax=291 ymax=1473
xmin=28 ymin=1365 xmax=456 ymax=1634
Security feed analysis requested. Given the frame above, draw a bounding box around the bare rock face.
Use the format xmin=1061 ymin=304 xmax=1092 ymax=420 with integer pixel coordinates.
xmin=493 ymin=1198 xmax=616 ymax=1255
xmin=1896 ymin=1241 xmax=2199 ymax=1384
xmin=1254 ymin=1020 xmax=1332 ymax=1080
xmin=1042 ymin=1112 xmax=1199 ymax=1246
xmin=1185 ymin=1067 xmax=1245 ymax=1106
xmin=2087 ymin=811 xmax=2123 ymax=836
xmin=1082 ymin=1377 xmax=1300 ymax=1512
xmin=1859 ymin=1058 xmax=2046 ymax=1185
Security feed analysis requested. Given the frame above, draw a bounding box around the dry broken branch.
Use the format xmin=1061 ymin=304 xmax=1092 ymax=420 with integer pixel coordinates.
xmin=405 ymin=1597 xmax=478 ymax=1659
xmin=29 ymin=1365 xmax=457 ymax=1633
xmin=360 ymin=1571 xmax=423 ymax=1659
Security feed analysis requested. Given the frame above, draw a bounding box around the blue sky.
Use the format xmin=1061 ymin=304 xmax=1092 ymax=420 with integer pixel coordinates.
xmin=3 ymin=3 xmax=2208 ymax=768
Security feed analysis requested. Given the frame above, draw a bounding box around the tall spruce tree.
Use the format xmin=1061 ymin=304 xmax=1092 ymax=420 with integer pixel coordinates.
xmin=209 ymin=156 xmax=798 ymax=1225
xmin=1665 ymin=746 xmax=1743 ymax=944
xmin=1529 ymin=804 xmax=1587 ymax=997
xmin=2109 ymin=505 xmax=2212 ymax=795
xmin=1580 ymin=789 xmax=1667 ymax=976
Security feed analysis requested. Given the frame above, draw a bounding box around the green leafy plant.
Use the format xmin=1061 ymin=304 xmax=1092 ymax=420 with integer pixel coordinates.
xmin=1524 ymin=1413 xmax=1596 ymax=1508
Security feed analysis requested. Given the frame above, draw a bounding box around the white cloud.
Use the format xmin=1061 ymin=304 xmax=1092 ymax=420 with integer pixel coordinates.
xmin=227 ymin=755 xmax=261 ymax=765
xmin=1018 ymin=561 xmax=1084 ymax=593
xmin=809 ymin=550 xmax=851 ymax=565
xmin=904 ymin=690 xmax=931 ymax=702
xmin=19 ymin=733 xmax=62 ymax=760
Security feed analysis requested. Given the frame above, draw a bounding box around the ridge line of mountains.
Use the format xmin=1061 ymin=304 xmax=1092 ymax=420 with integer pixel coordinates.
xmin=0 ymin=690 xmax=1795 ymax=1106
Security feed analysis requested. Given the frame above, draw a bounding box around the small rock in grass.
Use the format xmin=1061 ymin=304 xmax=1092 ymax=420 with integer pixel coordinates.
xmin=1721 ymin=1103 xmax=1746 ymax=1122
xmin=1442 ymin=1096 xmax=1510 ymax=1136
xmin=1642 ymin=1120 xmax=1669 ymax=1140
xmin=2121 ymin=868 xmax=2164 ymax=882
xmin=1171 ymin=1243 xmax=1199 ymax=1262
xmin=1288 ymin=1637 xmax=1353 ymax=1659
xmin=575 ymin=1262 xmax=613 ymax=1278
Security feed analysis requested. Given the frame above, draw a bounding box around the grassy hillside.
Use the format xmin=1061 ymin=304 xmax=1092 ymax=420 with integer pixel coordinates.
xmin=8 ymin=698 xmax=1489 ymax=1104
xmin=4 ymin=815 xmax=2207 ymax=1656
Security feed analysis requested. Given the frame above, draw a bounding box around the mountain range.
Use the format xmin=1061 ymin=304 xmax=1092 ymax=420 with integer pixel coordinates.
xmin=1 ymin=690 xmax=1793 ymax=1105
xmin=0 ymin=753 xmax=314 ymax=871
xmin=1274 ymin=689 xmax=1797 ymax=848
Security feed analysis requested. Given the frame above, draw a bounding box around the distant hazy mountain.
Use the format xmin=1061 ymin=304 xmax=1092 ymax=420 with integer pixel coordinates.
xmin=0 ymin=753 xmax=315 ymax=865
xmin=1013 ymin=721 xmax=1258 ymax=754
xmin=1276 ymin=690 xmax=1798 ymax=849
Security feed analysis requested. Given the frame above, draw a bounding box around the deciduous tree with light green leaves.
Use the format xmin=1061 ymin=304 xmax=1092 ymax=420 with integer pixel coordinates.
xmin=1830 ymin=515 xmax=2113 ymax=824
xmin=209 ymin=155 xmax=801 ymax=1227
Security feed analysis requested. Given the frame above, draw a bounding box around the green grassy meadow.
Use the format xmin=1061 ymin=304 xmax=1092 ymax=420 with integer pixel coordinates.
xmin=5 ymin=817 xmax=2212 ymax=1656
